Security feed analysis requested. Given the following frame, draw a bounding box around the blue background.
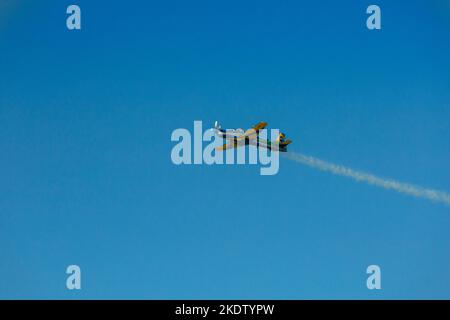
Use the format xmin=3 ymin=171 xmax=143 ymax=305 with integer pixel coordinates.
xmin=1 ymin=0 xmax=450 ymax=299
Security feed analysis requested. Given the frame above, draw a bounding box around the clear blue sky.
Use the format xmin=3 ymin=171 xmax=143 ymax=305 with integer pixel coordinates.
xmin=1 ymin=0 xmax=450 ymax=299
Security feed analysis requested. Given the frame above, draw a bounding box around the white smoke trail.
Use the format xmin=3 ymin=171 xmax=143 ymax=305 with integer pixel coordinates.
xmin=282 ymin=152 xmax=450 ymax=206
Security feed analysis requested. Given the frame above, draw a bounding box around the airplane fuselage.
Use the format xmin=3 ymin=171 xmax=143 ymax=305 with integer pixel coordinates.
xmin=227 ymin=136 xmax=290 ymax=152
xmin=213 ymin=121 xmax=292 ymax=152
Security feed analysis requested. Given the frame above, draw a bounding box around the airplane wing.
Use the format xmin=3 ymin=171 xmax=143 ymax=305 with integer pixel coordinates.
xmin=252 ymin=121 xmax=267 ymax=131
xmin=234 ymin=121 xmax=268 ymax=141
xmin=215 ymin=142 xmax=237 ymax=151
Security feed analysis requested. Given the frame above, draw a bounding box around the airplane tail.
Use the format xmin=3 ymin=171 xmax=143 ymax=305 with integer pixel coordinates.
xmin=276 ymin=133 xmax=292 ymax=152
xmin=277 ymin=133 xmax=286 ymax=143
xmin=214 ymin=121 xmax=221 ymax=130
xmin=278 ymin=140 xmax=291 ymax=152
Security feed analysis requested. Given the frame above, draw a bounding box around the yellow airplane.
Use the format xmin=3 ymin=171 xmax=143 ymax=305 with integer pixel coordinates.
xmin=212 ymin=121 xmax=292 ymax=152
